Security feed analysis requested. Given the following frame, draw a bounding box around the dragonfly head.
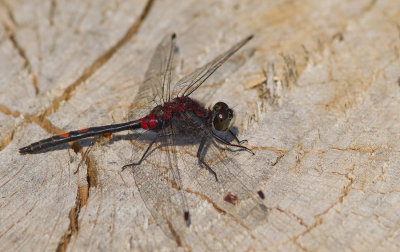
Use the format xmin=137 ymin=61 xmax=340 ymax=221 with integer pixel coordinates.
xmin=212 ymin=102 xmax=235 ymax=132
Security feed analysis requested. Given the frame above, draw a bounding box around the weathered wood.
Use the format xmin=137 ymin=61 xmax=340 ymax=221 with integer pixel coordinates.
xmin=1 ymin=0 xmax=400 ymax=251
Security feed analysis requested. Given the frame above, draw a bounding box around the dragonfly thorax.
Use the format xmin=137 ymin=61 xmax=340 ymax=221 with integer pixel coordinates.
xmin=157 ymin=97 xmax=209 ymax=122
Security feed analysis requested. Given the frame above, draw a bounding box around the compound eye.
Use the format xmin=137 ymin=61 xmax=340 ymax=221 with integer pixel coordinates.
xmin=212 ymin=102 xmax=235 ymax=132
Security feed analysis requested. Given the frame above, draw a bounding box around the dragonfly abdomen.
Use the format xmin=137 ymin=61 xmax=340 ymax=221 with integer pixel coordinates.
xmin=19 ymin=120 xmax=143 ymax=154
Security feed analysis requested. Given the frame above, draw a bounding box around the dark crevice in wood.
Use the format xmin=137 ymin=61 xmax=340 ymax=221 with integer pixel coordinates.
xmin=56 ymin=185 xmax=87 ymax=252
xmin=0 ymin=128 xmax=15 ymax=152
xmin=40 ymin=0 xmax=155 ymax=119
xmin=22 ymin=113 xmax=64 ymax=135
xmin=85 ymin=153 xmax=98 ymax=188
xmin=49 ymin=0 xmax=56 ymax=26
xmin=276 ymin=207 xmax=308 ymax=228
xmin=0 ymin=104 xmax=21 ymax=151
xmin=362 ymin=0 xmax=377 ymax=15
xmin=185 ymin=188 xmax=257 ymax=239
xmin=2 ymin=21 xmax=38 ymax=94
xmin=2 ymin=1 xmax=18 ymax=27
xmin=54 ymin=1 xmax=154 ymax=250
xmin=166 ymin=220 xmax=182 ymax=247
xmin=4 ymin=23 xmax=30 ymax=70
xmin=186 ymin=188 xmax=227 ymax=215
xmin=0 ymin=104 xmax=21 ymax=118
xmin=291 ymin=167 xmax=356 ymax=249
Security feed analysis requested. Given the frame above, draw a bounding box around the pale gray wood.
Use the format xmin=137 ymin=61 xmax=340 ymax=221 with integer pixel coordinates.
xmin=1 ymin=0 xmax=400 ymax=251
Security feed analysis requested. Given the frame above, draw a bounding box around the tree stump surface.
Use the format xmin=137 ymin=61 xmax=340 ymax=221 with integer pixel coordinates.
xmin=1 ymin=0 xmax=400 ymax=251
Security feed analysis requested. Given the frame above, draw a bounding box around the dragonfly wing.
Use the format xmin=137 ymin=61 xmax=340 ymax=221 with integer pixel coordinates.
xmin=172 ymin=35 xmax=253 ymax=98
xmin=127 ymin=130 xmax=190 ymax=240
xmin=179 ymin=109 xmax=269 ymax=228
xmin=129 ymin=33 xmax=179 ymax=120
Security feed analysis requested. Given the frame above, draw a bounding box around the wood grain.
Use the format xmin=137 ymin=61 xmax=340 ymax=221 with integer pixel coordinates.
xmin=1 ymin=0 xmax=400 ymax=251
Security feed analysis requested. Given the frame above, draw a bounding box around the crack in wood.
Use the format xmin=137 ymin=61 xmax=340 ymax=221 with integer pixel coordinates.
xmin=291 ymin=144 xmax=305 ymax=173
xmin=254 ymin=145 xmax=288 ymax=155
xmin=0 ymin=104 xmax=21 ymax=118
xmin=276 ymin=207 xmax=308 ymax=229
xmin=166 ymin=220 xmax=182 ymax=247
xmin=186 ymin=188 xmax=227 ymax=216
xmin=85 ymin=153 xmax=99 ymax=188
xmin=56 ymin=175 xmax=90 ymax=252
xmin=1 ymin=21 xmax=38 ymax=94
xmin=331 ymin=144 xmax=377 ymax=154
xmin=2 ymin=1 xmax=17 ymax=27
xmin=0 ymin=104 xmax=21 ymax=150
xmin=55 ymin=192 xmax=81 ymax=252
xmin=49 ymin=0 xmax=56 ymax=26
xmin=51 ymin=1 xmax=155 ymax=250
xmin=0 ymin=128 xmax=14 ymax=152
xmin=290 ymin=167 xmax=356 ymax=250
xmin=361 ymin=0 xmax=377 ymax=16
xmin=39 ymin=0 xmax=154 ymax=119
xmin=271 ymin=154 xmax=285 ymax=166
xmin=340 ymin=166 xmax=355 ymax=203
xmin=185 ymin=188 xmax=258 ymax=240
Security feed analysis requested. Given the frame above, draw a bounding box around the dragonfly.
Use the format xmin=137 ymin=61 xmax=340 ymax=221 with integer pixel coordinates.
xmin=20 ymin=33 xmax=268 ymax=238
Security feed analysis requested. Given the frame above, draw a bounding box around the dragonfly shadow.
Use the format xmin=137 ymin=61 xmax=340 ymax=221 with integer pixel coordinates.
xmin=21 ymin=125 xmax=245 ymax=157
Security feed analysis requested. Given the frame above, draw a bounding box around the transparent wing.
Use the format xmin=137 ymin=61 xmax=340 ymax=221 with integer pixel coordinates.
xmin=177 ymin=110 xmax=268 ymax=228
xmin=172 ymin=35 xmax=253 ymax=98
xmin=126 ymin=129 xmax=190 ymax=239
xmin=128 ymin=33 xmax=179 ymax=120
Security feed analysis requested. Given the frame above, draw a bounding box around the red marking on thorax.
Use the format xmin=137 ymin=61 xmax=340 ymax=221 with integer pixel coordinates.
xmin=186 ymin=98 xmax=205 ymax=117
xmin=160 ymin=97 xmax=208 ymax=122
xmin=163 ymin=106 xmax=173 ymax=120
xmin=140 ymin=115 xmax=158 ymax=130
xmin=191 ymin=105 xmax=205 ymax=117
xmin=78 ymin=128 xmax=89 ymax=133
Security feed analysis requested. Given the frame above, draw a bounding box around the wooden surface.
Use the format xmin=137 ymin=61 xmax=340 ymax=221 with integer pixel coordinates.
xmin=1 ymin=0 xmax=400 ymax=251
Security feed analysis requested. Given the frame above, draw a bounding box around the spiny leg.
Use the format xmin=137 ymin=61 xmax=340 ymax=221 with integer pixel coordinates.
xmin=229 ymin=129 xmax=248 ymax=144
xmin=122 ymin=138 xmax=157 ymax=171
xmin=197 ymin=137 xmax=218 ymax=182
xmin=212 ymin=131 xmax=254 ymax=155
xmin=75 ymin=134 xmax=112 ymax=174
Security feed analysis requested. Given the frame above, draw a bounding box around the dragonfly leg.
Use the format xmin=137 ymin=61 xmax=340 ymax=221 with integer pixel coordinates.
xmin=122 ymin=138 xmax=156 ymax=171
xmin=229 ymin=129 xmax=248 ymax=144
xmin=197 ymin=138 xmax=218 ymax=182
xmin=212 ymin=131 xmax=254 ymax=155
